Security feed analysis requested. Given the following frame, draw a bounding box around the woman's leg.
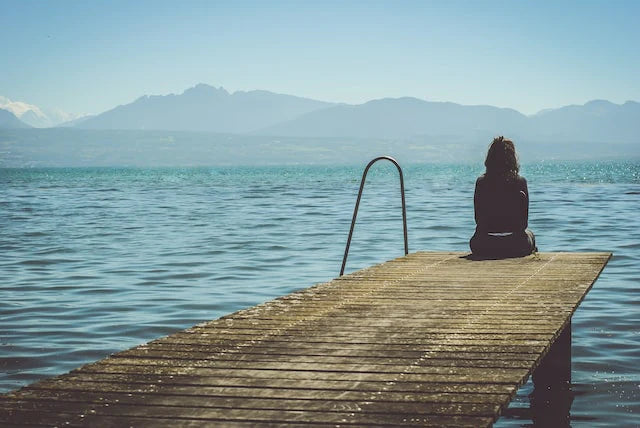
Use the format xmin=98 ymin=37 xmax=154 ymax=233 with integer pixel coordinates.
xmin=472 ymin=231 xmax=535 ymax=257
xmin=471 ymin=232 xmax=503 ymax=257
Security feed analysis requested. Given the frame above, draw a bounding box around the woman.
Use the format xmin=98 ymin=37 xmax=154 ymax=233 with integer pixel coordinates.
xmin=470 ymin=136 xmax=536 ymax=257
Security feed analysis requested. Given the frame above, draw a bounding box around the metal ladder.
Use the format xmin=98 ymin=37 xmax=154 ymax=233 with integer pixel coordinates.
xmin=340 ymin=156 xmax=408 ymax=276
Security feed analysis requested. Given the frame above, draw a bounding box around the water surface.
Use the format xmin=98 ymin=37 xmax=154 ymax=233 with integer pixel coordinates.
xmin=1 ymin=161 xmax=638 ymax=426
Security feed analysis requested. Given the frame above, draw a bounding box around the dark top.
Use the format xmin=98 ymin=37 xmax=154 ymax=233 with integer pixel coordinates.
xmin=474 ymin=174 xmax=529 ymax=234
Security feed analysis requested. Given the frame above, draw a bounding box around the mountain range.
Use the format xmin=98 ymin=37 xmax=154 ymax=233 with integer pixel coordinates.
xmin=263 ymin=98 xmax=640 ymax=143
xmin=71 ymin=84 xmax=639 ymax=143
xmin=75 ymin=84 xmax=333 ymax=133
xmin=1 ymin=84 xmax=639 ymax=144
xmin=1 ymin=84 xmax=638 ymax=167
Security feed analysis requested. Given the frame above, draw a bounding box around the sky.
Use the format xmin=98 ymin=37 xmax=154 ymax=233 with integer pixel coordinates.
xmin=1 ymin=0 xmax=639 ymax=116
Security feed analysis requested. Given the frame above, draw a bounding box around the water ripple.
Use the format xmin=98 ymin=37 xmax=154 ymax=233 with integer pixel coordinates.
xmin=1 ymin=162 xmax=639 ymax=426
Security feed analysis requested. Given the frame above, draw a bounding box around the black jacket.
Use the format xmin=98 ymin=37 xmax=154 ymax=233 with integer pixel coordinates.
xmin=474 ymin=174 xmax=529 ymax=234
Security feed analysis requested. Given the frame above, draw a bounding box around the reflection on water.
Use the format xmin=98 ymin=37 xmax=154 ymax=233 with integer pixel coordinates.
xmin=1 ymin=161 xmax=638 ymax=426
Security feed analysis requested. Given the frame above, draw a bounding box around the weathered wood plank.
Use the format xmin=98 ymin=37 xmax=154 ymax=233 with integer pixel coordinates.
xmin=1 ymin=251 xmax=610 ymax=427
xmin=112 ymin=350 xmax=537 ymax=368
xmin=1 ymin=396 xmax=502 ymax=417
xmin=0 ymin=407 xmax=495 ymax=428
xmin=23 ymin=374 xmax=517 ymax=394
xmin=12 ymin=385 xmax=511 ymax=405
xmin=121 ymin=344 xmax=542 ymax=360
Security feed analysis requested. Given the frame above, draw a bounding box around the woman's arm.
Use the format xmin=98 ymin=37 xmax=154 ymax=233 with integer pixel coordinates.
xmin=474 ymin=177 xmax=485 ymax=229
xmin=520 ymin=178 xmax=529 ymax=230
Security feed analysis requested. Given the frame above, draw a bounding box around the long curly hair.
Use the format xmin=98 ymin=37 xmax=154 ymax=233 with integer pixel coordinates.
xmin=484 ymin=136 xmax=519 ymax=179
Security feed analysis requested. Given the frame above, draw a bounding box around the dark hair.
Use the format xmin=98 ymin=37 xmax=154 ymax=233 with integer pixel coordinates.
xmin=484 ymin=136 xmax=519 ymax=179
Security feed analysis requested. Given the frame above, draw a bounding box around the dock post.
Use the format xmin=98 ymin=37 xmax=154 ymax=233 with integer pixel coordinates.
xmin=530 ymin=320 xmax=573 ymax=426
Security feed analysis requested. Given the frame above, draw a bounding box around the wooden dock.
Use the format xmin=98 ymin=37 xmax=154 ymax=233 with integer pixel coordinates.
xmin=1 ymin=251 xmax=610 ymax=427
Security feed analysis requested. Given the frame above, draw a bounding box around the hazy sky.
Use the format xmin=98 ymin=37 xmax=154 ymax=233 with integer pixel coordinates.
xmin=1 ymin=0 xmax=639 ymax=116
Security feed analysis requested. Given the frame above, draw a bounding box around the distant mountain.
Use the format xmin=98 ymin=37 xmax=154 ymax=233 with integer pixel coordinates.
xmin=71 ymin=84 xmax=640 ymax=144
xmin=76 ymin=84 xmax=333 ymax=133
xmin=259 ymin=97 xmax=528 ymax=138
xmin=0 ymin=108 xmax=31 ymax=129
xmin=57 ymin=114 xmax=95 ymax=128
xmin=0 ymin=95 xmax=84 ymax=127
xmin=260 ymin=97 xmax=640 ymax=143
xmin=527 ymin=100 xmax=640 ymax=142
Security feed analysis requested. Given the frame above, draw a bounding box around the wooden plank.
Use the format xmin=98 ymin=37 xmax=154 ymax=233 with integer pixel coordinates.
xmin=0 ymin=408 xmax=495 ymax=428
xmin=25 ymin=374 xmax=518 ymax=394
xmin=14 ymin=384 xmax=511 ymax=404
xmin=1 ymin=251 xmax=610 ymax=427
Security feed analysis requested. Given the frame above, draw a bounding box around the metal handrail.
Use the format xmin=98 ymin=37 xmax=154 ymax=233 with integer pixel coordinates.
xmin=340 ymin=156 xmax=408 ymax=276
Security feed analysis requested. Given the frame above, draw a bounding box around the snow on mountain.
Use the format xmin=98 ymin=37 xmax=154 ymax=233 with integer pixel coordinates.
xmin=0 ymin=96 xmax=85 ymax=127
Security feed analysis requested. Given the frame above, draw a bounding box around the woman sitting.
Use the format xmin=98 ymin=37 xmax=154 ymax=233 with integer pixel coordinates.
xmin=470 ymin=136 xmax=536 ymax=258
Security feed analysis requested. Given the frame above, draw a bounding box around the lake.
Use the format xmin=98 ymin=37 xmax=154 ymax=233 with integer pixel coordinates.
xmin=1 ymin=161 xmax=638 ymax=426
